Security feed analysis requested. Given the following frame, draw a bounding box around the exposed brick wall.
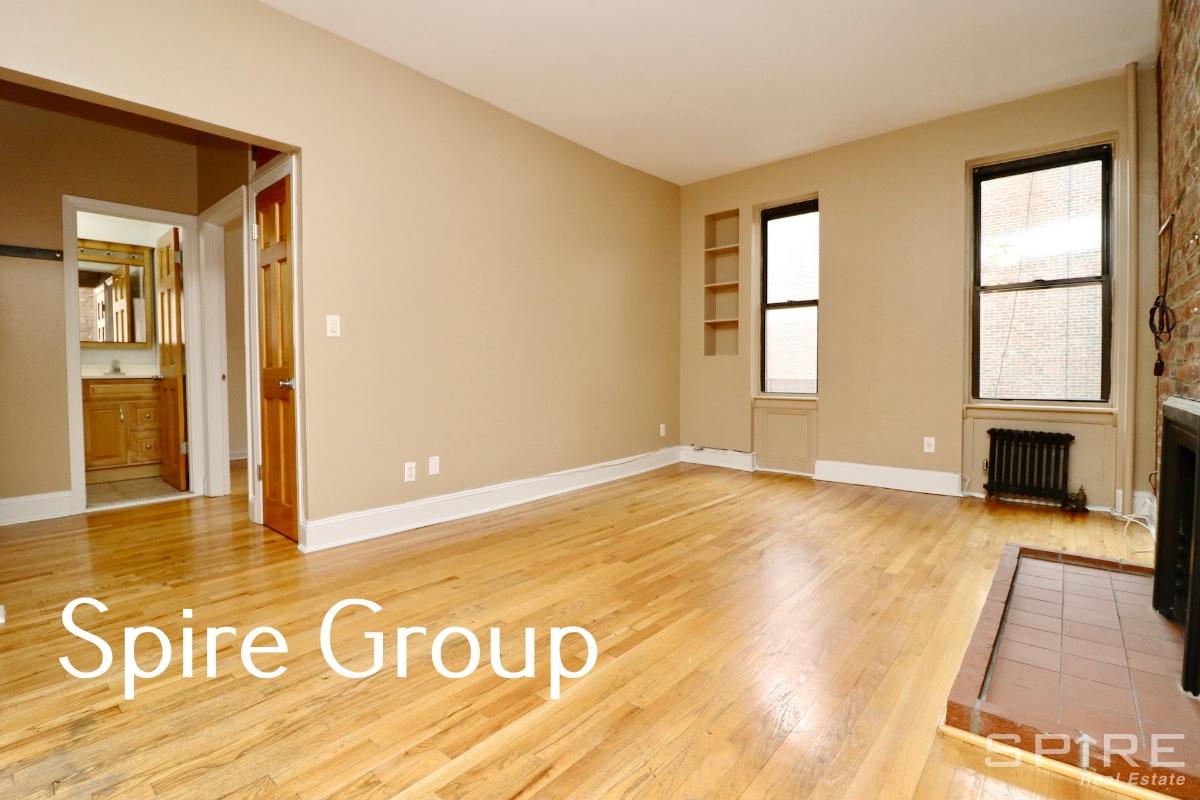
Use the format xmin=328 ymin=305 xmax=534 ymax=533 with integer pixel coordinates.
xmin=1157 ymin=0 xmax=1200 ymax=411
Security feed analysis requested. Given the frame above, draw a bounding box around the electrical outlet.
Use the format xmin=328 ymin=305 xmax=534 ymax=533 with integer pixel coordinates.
xmin=428 ymin=455 xmax=440 ymax=476
xmin=659 ymin=423 xmax=667 ymax=437
xmin=326 ymin=314 xmax=341 ymax=337
xmin=923 ymin=436 xmax=936 ymax=454
xmin=404 ymin=462 xmax=416 ymax=482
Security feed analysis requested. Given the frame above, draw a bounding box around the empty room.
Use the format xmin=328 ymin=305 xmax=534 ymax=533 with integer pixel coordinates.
xmin=0 ymin=1 xmax=1196 ymax=798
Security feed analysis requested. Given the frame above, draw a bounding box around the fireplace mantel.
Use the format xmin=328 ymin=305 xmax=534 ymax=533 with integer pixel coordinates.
xmin=1166 ymin=396 xmax=1200 ymax=417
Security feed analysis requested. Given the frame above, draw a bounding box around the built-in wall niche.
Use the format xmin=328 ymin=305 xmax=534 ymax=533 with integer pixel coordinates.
xmin=703 ymin=209 xmax=739 ymax=356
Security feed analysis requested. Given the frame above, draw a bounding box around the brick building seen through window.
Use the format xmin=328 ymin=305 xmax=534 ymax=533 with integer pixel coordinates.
xmin=762 ymin=200 xmax=819 ymax=394
xmin=974 ymin=147 xmax=1111 ymax=402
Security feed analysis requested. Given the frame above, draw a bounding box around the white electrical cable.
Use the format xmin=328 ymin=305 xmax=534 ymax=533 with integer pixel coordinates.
xmin=1109 ymin=509 xmax=1154 ymax=556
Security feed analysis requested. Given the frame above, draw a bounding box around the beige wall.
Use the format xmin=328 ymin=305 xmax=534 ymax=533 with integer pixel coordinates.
xmin=0 ymin=84 xmax=200 ymax=498
xmin=224 ymin=221 xmax=248 ymax=457
xmin=680 ymin=74 xmax=1156 ymax=505
xmin=1133 ymin=67 xmax=1160 ymax=499
xmin=5 ymin=2 xmax=1145 ymax=520
xmin=0 ymin=1 xmax=680 ymax=519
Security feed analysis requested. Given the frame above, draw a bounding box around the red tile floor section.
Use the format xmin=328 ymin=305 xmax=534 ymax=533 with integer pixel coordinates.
xmin=947 ymin=546 xmax=1200 ymax=798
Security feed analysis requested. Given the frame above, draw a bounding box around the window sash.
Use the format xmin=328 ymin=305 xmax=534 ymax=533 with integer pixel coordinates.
xmin=971 ymin=145 xmax=1112 ymax=402
xmin=764 ymin=306 xmax=818 ymax=395
xmin=762 ymin=199 xmax=819 ymax=394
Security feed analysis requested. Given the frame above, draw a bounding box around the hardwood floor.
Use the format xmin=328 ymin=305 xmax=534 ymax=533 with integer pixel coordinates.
xmin=0 ymin=463 xmax=1154 ymax=799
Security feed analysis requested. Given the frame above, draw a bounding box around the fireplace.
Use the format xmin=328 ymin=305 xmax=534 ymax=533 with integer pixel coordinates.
xmin=1154 ymin=396 xmax=1200 ymax=694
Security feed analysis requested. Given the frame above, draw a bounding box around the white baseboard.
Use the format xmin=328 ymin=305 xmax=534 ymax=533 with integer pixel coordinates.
xmin=679 ymin=446 xmax=755 ymax=471
xmin=0 ymin=490 xmax=74 ymax=526
xmin=300 ymin=446 xmax=684 ymax=552
xmin=301 ymin=449 xmax=981 ymax=552
xmin=1131 ymin=489 xmax=1157 ymax=534
xmin=814 ymin=460 xmax=962 ymax=496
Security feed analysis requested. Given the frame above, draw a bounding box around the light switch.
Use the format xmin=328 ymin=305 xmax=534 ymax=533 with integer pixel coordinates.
xmin=326 ymin=314 xmax=341 ymax=337
xmin=428 ymin=455 xmax=440 ymax=476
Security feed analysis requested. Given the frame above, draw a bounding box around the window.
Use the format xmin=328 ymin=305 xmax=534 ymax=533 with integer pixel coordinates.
xmin=761 ymin=200 xmax=819 ymax=394
xmin=972 ymin=145 xmax=1111 ymax=402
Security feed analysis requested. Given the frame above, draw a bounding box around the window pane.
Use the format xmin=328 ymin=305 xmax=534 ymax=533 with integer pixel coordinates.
xmin=766 ymin=211 xmax=819 ymax=303
xmin=980 ymin=160 xmax=1102 ymax=286
xmin=978 ymin=284 xmax=1102 ymax=401
xmin=765 ymin=306 xmax=817 ymax=394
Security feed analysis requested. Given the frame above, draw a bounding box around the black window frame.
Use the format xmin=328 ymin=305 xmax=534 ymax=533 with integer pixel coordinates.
xmin=761 ymin=198 xmax=820 ymax=395
xmin=971 ymin=144 xmax=1113 ymax=403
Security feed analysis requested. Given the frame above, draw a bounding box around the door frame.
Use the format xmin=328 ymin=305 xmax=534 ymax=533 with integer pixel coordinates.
xmin=197 ymin=186 xmax=248 ymax=504
xmin=62 ymin=196 xmax=204 ymax=515
xmin=245 ymin=153 xmax=306 ymax=534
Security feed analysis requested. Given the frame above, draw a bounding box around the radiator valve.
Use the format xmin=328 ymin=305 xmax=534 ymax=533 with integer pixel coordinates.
xmin=1062 ymin=486 xmax=1089 ymax=513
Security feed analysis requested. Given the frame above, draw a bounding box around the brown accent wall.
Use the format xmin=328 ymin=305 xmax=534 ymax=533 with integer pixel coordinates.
xmin=197 ymin=133 xmax=249 ymax=212
xmin=0 ymin=83 xmax=200 ymax=498
xmin=1157 ymin=0 xmax=1200 ymax=421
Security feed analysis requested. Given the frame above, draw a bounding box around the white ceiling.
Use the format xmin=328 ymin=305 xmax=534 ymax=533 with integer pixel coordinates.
xmin=262 ymin=0 xmax=1157 ymax=185
xmin=78 ymin=212 xmax=173 ymax=247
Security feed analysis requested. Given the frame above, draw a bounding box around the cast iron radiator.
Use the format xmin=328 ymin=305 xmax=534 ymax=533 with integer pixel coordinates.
xmin=983 ymin=428 xmax=1075 ymax=505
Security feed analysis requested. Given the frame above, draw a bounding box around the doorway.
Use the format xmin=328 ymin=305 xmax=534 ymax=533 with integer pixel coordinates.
xmin=65 ymin=167 xmax=304 ymax=542
xmin=0 ymin=75 xmax=303 ymax=535
xmin=198 ymin=154 xmax=304 ymax=542
xmin=64 ymin=201 xmax=201 ymax=513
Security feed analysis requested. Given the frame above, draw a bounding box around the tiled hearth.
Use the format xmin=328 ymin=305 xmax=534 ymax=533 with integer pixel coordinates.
xmin=947 ymin=545 xmax=1200 ymax=798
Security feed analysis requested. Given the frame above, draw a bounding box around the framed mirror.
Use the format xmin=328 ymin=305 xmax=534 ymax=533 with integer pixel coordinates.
xmin=77 ymin=239 xmax=154 ymax=348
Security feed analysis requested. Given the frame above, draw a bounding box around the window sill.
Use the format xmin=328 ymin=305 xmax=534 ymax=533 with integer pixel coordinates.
xmin=754 ymin=394 xmax=818 ymax=408
xmin=964 ymin=402 xmax=1116 ymax=416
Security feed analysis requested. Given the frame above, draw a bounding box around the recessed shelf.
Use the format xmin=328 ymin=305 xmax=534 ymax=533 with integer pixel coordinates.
xmin=705 ymin=209 xmax=739 ymax=251
xmin=704 ymin=243 xmax=739 ymax=255
xmin=703 ymin=208 xmax=740 ymax=356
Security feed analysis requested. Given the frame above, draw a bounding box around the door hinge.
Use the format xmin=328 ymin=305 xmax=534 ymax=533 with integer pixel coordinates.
xmin=250 ymin=223 xmax=260 ymax=241
xmin=173 ymin=250 xmax=183 ymax=266
xmin=256 ymin=464 xmax=263 ymax=481
xmin=181 ymin=441 xmax=189 ymax=455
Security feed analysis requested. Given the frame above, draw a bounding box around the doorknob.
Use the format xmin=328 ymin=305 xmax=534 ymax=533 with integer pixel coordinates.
xmin=277 ymin=378 xmax=297 ymax=390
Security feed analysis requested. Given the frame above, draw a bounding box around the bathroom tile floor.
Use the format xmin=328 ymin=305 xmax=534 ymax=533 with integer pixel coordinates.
xmin=86 ymin=477 xmax=186 ymax=508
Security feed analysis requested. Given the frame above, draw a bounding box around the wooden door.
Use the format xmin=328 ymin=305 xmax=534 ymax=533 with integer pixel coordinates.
xmin=156 ymin=228 xmax=188 ymax=491
xmin=256 ymin=177 xmax=298 ymax=540
xmin=84 ymin=403 xmax=127 ymax=469
xmin=111 ymin=265 xmax=130 ymax=342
